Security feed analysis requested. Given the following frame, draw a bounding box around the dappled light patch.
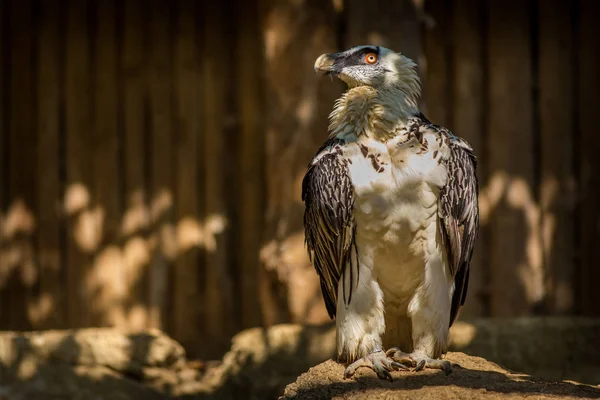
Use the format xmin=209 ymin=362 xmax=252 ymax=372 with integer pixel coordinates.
xmin=28 ymin=293 xmax=55 ymax=327
xmin=64 ymin=183 xmax=91 ymax=216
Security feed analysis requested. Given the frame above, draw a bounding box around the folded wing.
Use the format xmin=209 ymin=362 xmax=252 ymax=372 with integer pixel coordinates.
xmin=438 ymin=134 xmax=480 ymax=326
xmin=302 ymin=138 xmax=358 ymax=318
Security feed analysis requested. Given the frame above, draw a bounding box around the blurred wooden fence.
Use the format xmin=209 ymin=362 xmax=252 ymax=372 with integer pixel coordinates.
xmin=0 ymin=0 xmax=599 ymax=360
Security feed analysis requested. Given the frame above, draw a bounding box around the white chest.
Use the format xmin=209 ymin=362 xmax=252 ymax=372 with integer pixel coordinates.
xmin=345 ymin=133 xmax=446 ymax=237
xmin=344 ymin=133 xmax=449 ymax=304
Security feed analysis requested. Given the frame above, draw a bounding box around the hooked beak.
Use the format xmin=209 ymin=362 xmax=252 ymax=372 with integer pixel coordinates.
xmin=314 ymin=53 xmax=338 ymax=76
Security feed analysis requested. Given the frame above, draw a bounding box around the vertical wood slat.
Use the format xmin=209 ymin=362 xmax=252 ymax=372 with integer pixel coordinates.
xmin=148 ymin=0 xmax=174 ymax=330
xmin=91 ymin=0 xmax=124 ymax=327
xmin=0 ymin=0 xmax=9 ymax=331
xmin=488 ymin=0 xmax=541 ymax=317
xmin=37 ymin=0 xmax=64 ymax=328
xmin=259 ymin=0 xmax=339 ymax=325
xmin=0 ymin=0 xmax=4 ymax=216
xmin=578 ymin=0 xmax=600 ymax=315
xmin=65 ymin=0 xmax=92 ymax=327
xmin=235 ymin=0 xmax=263 ymax=330
xmin=8 ymin=0 xmax=36 ymax=331
xmin=538 ymin=0 xmax=575 ymax=314
xmin=203 ymin=0 xmax=236 ymax=357
xmin=450 ymin=0 xmax=486 ymax=318
xmin=345 ymin=0 xmax=421 ymax=62
xmin=121 ymin=0 xmax=150 ymax=330
xmin=422 ymin=0 xmax=451 ymax=125
xmin=172 ymin=0 xmax=201 ymax=354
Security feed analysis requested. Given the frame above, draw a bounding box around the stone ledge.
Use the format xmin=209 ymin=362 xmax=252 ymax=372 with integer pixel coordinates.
xmin=280 ymin=352 xmax=600 ymax=400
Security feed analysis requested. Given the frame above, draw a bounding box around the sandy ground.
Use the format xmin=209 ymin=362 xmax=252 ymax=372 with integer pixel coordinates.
xmin=281 ymin=352 xmax=600 ymax=400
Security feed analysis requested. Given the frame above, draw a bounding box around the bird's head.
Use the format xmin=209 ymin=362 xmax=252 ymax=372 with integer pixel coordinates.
xmin=314 ymin=45 xmax=420 ymax=93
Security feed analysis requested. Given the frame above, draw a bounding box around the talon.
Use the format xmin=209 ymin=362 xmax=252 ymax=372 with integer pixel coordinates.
xmin=385 ymin=347 xmax=414 ymax=367
xmin=391 ymin=361 xmax=408 ymax=370
xmin=380 ymin=369 xmax=393 ymax=382
xmin=441 ymin=361 xmax=452 ymax=375
xmin=398 ymin=352 xmax=453 ymax=374
xmin=344 ymin=350 xmax=403 ymax=381
xmin=385 ymin=347 xmax=400 ymax=357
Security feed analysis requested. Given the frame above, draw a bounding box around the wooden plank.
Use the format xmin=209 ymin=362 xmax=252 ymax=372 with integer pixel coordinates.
xmin=422 ymin=0 xmax=451 ymax=125
xmin=259 ymin=0 xmax=340 ymax=325
xmin=450 ymin=0 xmax=486 ymax=318
xmin=538 ymin=0 xmax=575 ymax=314
xmin=91 ymin=0 xmax=124 ymax=327
xmin=36 ymin=0 xmax=64 ymax=329
xmin=8 ymin=0 xmax=36 ymax=331
xmin=121 ymin=0 xmax=150 ymax=330
xmin=172 ymin=0 xmax=201 ymax=354
xmin=345 ymin=0 xmax=421 ymax=63
xmin=202 ymin=0 xmax=236 ymax=358
xmin=147 ymin=0 xmax=174 ymax=331
xmin=487 ymin=0 xmax=541 ymax=317
xmin=0 ymin=0 xmax=8 ymax=330
xmin=65 ymin=0 xmax=93 ymax=327
xmin=578 ymin=0 xmax=600 ymax=315
xmin=0 ymin=0 xmax=4 ymax=217
xmin=235 ymin=0 xmax=263 ymax=330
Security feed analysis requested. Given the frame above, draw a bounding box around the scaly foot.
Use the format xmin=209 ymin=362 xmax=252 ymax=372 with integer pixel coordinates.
xmin=344 ymin=350 xmax=408 ymax=381
xmin=386 ymin=348 xmax=453 ymax=375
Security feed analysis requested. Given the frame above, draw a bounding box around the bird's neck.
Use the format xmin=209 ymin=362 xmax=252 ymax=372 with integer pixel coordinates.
xmin=328 ymin=86 xmax=420 ymax=141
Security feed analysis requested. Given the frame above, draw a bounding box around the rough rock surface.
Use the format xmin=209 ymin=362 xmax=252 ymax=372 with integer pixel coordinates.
xmin=281 ymin=352 xmax=600 ymax=400
xmin=0 ymin=328 xmax=197 ymax=400
xmin=178 ymin=323 xmax=337 ymax=399
xmin=0 ymin=318 xmax=599 ymax=399
xmin=449 ymin=317 xmax=600 ymax=384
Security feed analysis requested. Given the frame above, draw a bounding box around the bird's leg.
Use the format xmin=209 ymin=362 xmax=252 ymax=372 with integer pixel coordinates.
xmin=344 ymin=349 xmax=408 ymax=381
xmin=386 ymin=348 xmax=452 ymax=375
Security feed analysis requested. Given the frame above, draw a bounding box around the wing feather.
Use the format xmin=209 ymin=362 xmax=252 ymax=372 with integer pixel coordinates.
xmin=439 ymin=134 xmax=479 ymax=327
xmin=302 ymin=138 xmax=356 ymax=318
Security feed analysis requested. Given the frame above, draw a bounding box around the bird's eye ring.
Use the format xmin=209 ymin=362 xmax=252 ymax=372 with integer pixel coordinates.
xmin=365 ymin=53 xmax=377 ymax=64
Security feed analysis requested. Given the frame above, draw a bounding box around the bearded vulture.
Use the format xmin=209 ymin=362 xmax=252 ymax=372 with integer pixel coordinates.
xmin=302 ymin=45 xmax=479 ymax=380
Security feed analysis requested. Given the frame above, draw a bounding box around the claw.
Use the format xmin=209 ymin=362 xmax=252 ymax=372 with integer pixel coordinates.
xmin=344 ymin=350 xmax=405 ymax=381
xmin=411 ymin=354 xmax=452 ymax=374
xmin=391 ymin=361 xmax=408 ymax=371
xmin=441 ymin=360 xmax=452 ymax=376
xmin=386 ymin=347 xmax=415 ymax=367
xmin=387 ymin=348 xmax=453 ymax=374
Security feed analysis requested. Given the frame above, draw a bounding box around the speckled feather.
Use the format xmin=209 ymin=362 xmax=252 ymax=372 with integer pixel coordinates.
xmin=302 ymin=138 xmax=357 ymax=318
xmin=303 ymin=118 xmax=479 ymax=326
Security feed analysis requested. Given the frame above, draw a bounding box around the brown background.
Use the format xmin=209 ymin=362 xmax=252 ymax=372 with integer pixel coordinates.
xmin=0 ymin=0 xmax=598 ymax=360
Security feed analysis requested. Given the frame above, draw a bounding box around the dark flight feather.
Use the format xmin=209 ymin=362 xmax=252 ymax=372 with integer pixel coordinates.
xmin=302 ymin=138 xmax=357 ymax=318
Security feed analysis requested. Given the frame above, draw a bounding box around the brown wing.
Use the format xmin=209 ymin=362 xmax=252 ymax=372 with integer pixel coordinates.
xmin=302 ymin=138 xmax=357 ymax=319
xmin=439 ymin=135 xmax=479 ymax=327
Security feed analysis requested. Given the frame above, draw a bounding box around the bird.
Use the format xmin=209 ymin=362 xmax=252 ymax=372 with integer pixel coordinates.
xmin=302 ymin=45 xmax=479 ymax=381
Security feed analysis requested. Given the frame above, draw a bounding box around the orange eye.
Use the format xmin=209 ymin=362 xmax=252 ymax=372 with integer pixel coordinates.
xmin=365 ymin=53 xmax=377 ymax=64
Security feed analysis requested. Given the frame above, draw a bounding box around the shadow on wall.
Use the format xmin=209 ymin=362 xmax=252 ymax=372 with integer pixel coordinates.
xmin=0 ymin=167 xmax=574 ymax=350
xmin=0 ymin=183 xmax=227 ymax=345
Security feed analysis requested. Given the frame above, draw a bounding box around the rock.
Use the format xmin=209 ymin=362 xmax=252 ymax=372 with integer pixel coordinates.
xmin=177 ymin=323 xmax=337 ymax=400
xmin=449 ymin=317 xmax=600 ymax=384
xmin=178 ymin=317 xmax=600 ymax=398
xmin=280 ymin=352 xmax=600 ymax=400
xmin=1 ymin=318 xmax=599 ymax=399
xmin=0 ymin=328 xmax=186 ymax=375
xmin=0 ymin=328 xmax=189 ymax=400
xmin=1 ymin=364 xmax=170 ymax=400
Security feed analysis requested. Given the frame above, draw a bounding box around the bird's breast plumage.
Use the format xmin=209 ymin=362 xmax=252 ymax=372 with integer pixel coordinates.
xmin=340 ymin=123 xmax=453 ymax=309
